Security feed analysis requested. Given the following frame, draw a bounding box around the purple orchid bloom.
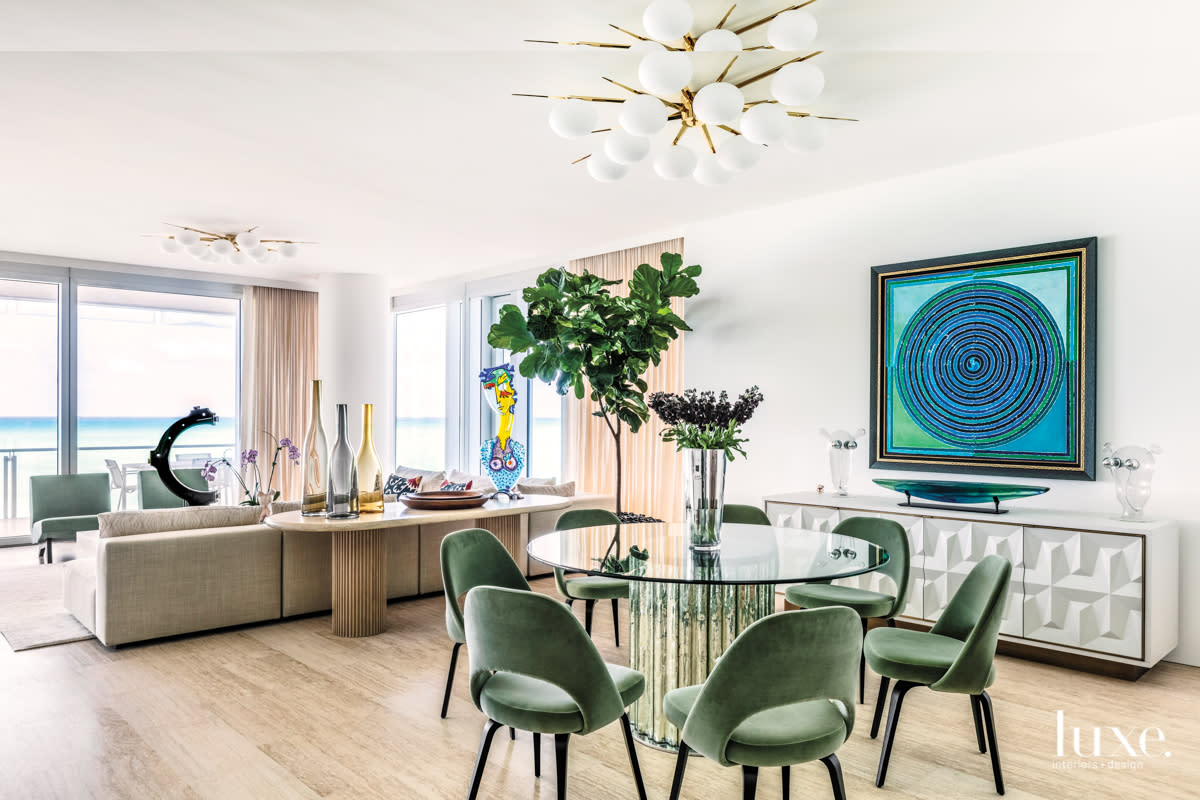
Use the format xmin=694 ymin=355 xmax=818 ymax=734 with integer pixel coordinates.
xmin=246 ymin=449 xmax=258 ymax=464
xmin=287 ymin=444 xmax=301 ymax=464
xmin=279 ymin=438 xmax=292 ymax=448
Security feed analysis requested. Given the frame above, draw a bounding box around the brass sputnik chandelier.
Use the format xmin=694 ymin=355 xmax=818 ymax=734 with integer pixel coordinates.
xmin=518 ymin=0 xmax=857 ymax=185
xmin=156 ymin=224 xmax=310 ymax=267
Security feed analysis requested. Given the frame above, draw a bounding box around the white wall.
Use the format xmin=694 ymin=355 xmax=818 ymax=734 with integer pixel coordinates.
xmin=680 ymin=114 xmax=1200 ymax=665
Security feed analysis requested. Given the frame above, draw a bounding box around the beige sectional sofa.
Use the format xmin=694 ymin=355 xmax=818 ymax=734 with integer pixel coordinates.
xmin=63 ymin=494 xmax=614 ymax=646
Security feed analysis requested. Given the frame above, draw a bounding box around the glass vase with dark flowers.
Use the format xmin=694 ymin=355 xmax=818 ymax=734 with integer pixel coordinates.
xmin=203 ymin=433 xmax=300 ymax=507
xmin=648 ymin=386 xmax=765 ymax=549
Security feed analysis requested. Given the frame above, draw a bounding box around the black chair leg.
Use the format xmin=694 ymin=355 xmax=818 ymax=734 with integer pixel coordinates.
xmin=978 ymin=691 xmax=1005 ymax=795
xmin=584 ymin=600 xmax=595 ymax=635
xmin=859 ymin=617 xmax=869 ymax=704
xmin=971 ymin=694 xmax=987 ymax=753
xmin=876 ymin=679 xmax=916 ymax=787
xmin=782 ymin=765 xmax=790 ymax=800
xmin=554 ymin=733 xmax=570 ymax=800
xmin=533 ymin=732 xmax=541 ymax=777
xmin=668 ymin=742 xmax=690 ymax=800
xmin=440 ymin=642 xmax=462 ymax=718
xmin=611 ymin=598 xmax=621 ymax=647
xmin=510 ymin=726 xmax=516 ymax=740
xmin=741 ymin=765 xmax=759 ymax=800
xmin=38 ymin=544 xmax=46 ymax=565
xmin=870 ymin=676 xmax=891 ymax=738
xmin=618 ymin=712 xmax=647 ymax=800
xmin=821 ymin=754 xmax=847 ymax=800
xmin=467 ymin=718 xmax=502 ymax=800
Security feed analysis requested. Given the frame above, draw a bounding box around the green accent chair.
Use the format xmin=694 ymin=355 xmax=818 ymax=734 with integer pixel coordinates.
xmin=866 ymin=554 xmax=1012 ymax=795
xmin=722 ymin=503 xmax=772 ymax=526
xmin=440 ymin=527 xmax=531 ymax=720
xmin=664 ymin=606 xmax=862 ymax=800
xmin=137 ymin=468 xmax=208 ymax=509
xmin=463 ymin=586 xmax=647 ymax=800
xmin=784 ymin=516 xmax=911 ymax=703
xmin=29 ymin=473 xmax=111 ymax=564
xmin=552 ymin=508 xmax=627 ymax=647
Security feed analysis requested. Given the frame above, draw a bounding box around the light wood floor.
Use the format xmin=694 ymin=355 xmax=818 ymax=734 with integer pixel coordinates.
xmin=0 ymin=543 xmax=1196 ymax=800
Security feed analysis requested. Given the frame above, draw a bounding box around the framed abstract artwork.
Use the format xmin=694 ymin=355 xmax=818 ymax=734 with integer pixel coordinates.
xmin=870 ymin=237 xmax=1097 ymax=480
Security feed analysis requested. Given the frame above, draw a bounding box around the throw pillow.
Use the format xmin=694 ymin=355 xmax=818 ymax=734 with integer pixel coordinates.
xmin=515 ymin=480 xmax=576 ymax=497
xmin=383 ymin=474 xmax=423 ymax=497
xmin=391 ymin=465 xmax=446 ymax=492
xmin=439 ymin=480 xmax=473 ymax=491
xmin=445 ymin=469 xmax=497 ymax=494
xmin=99 ymin=505 xmax=264 ymax=538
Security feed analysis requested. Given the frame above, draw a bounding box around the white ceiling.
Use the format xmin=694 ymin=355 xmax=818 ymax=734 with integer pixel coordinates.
xmin=1 ymin=0 xmax=1198 ymax=287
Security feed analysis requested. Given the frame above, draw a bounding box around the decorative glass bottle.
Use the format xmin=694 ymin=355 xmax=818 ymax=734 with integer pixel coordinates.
xmin=326 ymin=403 xmax=359 ymax=519
xmin=356 ymin=403 xmax=384 ymax=513
xmin=300 ymin=380 xmax=328 ymax=516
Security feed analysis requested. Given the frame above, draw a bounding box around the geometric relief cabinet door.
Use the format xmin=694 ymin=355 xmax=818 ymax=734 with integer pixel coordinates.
xmin=1022 ymin=528 xmax=1144 ymax=659
xmin=766 ymin=503 xmax=839 ymax=532
xmin=832 ymin=510 xmax=924 ymax=619
xmin=921 ymin=518 xmax=1024 ymax=635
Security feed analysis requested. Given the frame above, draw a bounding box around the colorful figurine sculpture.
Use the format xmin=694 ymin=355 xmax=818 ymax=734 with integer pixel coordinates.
xmin=1101 ymin=442 xmax=1161 ymax=521
xmin=819 ymin=427 xmax=866 ymax=496
xmin=479 ymin=363 xmax=526 ymax=495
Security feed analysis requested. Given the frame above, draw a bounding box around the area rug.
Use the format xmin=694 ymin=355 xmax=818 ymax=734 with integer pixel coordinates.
xmin=0 ymin=560 xmax=96 ymax=651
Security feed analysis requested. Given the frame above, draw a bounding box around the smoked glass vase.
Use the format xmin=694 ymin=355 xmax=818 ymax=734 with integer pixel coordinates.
xmin=356 ymin=403 xmax=384 ymax=513
xmin=326 ymin=403 xmax=359 ymax=519
xmin=300 ymin=380 xmax=328 ymax=516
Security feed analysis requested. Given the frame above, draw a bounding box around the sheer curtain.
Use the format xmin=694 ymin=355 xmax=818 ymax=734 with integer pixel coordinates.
xmin=563 ymin=238 xmax=686 ymax=520
xmin=239 ymin=286 xmax=319 ymax=502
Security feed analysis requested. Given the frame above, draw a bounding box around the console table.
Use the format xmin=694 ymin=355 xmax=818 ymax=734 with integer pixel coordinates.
xmin=763 ymin=492 xmax=1179 ymax=678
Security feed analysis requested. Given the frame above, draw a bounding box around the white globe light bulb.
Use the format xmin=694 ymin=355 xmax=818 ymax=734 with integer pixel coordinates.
xmin=740 ymin=103 xmax=789 ymax=145
xmin=586 ymin=151 xmax=629 ymax=182
xmin=200 ymin=249 xmax=219 ymax=263
xmin=767 ymin=10 xmax=818 ymax=51
xmin=716 ymin=136 xmax=762 ymax=171
xmin=548 ymin=99 xmax=598 ymax=139
xmin=693 ymin=82 xmax=745 ymax=125
xmin=653 ymin=146 xmax=698 ymax=180
xmin=638 ymin=51 xmax=692 ymax=96
xmin=642 ymin=0 xmax=693 ymax=42
xmin=694 ymin=29 xmax=742 ymax=52
xmin=210 ymin=238 xmax=234 ymax=256
xmin=692 ymin=152 xmax=731 ymax=185
xmin=619 ymin=94 xmax=668 ymax=136
xmin=770 ymin=61 xmax=825 ymax=106
xmin=279 ymin=242 xmax=300 ymax=259
xmin=604 ymin=130 xmax=651 ymax=165
xmin=782 ymin=116 xmax=827 ymax=152
xmin=160 ymin=238 xmax=181 ymax=254
xmin=227 ymin=252 xmax=247 ymax=266
xmin=248 ymin=244 xmax=270 ymax=261
xmin=235 ymin=231 xmax=261 ymax=251
xmin=175 ymin=229 xmax=199 ymax=247
xmin=186 ymin=243 xmax=207 ymax=259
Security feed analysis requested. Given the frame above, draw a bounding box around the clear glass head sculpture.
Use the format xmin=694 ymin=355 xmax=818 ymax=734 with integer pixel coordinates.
xmin=1101 ymin=442 xmax=1161 ymax=521
xmin=820 ymin=427 xmax=866 ymax=496
xmin=479 ymin=363 xmax=526 ymax=494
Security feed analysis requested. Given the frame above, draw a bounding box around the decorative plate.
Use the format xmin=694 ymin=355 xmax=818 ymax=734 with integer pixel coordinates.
xmin=873 ymin=478 xmax=1049 ymax=505
xmin=399 ymin=490 xmax=490 ymax=511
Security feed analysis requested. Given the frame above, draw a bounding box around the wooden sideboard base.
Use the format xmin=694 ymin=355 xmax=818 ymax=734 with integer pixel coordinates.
xmin=782 ymin=599 xmax=1151 ymax=680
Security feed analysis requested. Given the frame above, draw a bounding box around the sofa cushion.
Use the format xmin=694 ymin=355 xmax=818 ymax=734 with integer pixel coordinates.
xmin=517 ymin=480 xmax=576 ymax=497
xmin=99 ymin=505 xmax=264 ymax=538
xmin=445 ymin=469 xmax=498 ymax=494
xmin=391 ymin=465 xmax=446 ymax=492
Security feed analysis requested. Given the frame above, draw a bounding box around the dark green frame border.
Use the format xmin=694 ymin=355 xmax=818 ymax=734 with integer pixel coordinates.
xmin=869 ymin=237 xmax=1098 ymax=481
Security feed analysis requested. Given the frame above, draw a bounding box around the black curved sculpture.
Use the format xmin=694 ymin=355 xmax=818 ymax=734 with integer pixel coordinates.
xmin=148 ymin=406 xmax=221 ymax=506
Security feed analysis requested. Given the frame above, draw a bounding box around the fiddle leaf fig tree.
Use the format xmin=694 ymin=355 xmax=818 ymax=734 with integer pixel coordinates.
xmin=487 ymin=252 xmax=702 ymax=513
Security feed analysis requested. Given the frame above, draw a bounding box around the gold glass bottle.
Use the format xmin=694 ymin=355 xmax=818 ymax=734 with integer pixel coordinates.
xmin=300 ymin=379 xmax=328 ymax=516
xmin=356 ymin=403 xmax=384 ymax=513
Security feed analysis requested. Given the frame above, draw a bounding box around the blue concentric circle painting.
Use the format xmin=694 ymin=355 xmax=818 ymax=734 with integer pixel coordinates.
xmin=870 ymin=239 xmax=1097 ymax=480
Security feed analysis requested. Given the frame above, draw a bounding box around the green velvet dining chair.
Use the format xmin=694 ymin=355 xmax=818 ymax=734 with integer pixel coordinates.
xmin=721 ymin=504 xmax=772 ymax=526
xmin=784 ymin=516 xmax=911 ymax=703
xmin=439 ymin=527 xmax=531 ymax=719
xmin=29 ymin=473 xmax=111 ymax=564
xmin=137 ymin=468 xmax=208 ymax=509
xmin=552 ymin=508 xmax=627 ymax=646
xmin=664 ymin=606 xmax=862 ymax=800
xmin=865 ymin=554 xmax=1012 ymax=795
xmin=463 ymin=586 xmax=647 ymax=800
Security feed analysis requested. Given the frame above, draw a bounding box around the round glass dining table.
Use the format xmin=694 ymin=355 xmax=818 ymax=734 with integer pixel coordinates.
xmin=527 ymin=522 xmax=890 ymax=750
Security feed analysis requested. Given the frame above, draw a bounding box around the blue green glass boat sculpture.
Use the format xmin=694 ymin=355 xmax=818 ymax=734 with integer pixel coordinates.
xmin=873 ymin=478 xmax=1049 ymax=514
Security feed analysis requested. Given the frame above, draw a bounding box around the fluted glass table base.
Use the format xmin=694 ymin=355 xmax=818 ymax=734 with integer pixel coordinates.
xmin=628 ymin=581 xmax=775 ymax=750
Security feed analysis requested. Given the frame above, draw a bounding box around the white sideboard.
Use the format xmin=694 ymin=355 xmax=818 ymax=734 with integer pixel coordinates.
xmin=763 ymin=491 xmax=1179 ymax=676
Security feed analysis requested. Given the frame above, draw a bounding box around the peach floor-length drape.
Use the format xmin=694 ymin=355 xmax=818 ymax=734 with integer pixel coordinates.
xmin=239 ymin=286 xmax=318 ymax=502
xmin=563 ymin=238 xmax=686 ymax=520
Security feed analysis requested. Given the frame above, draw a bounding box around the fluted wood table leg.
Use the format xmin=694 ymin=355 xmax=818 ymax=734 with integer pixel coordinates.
xmin=331 ymin=529 xmax=388 ymax=637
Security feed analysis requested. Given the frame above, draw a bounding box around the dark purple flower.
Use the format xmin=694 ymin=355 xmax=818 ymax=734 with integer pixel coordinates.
xmin=287 ymin=445 xmax=301 ymax=464
xmin=279 ymin=438 xmax=292 ymax=448
xmin=246 ymin=449 xmax=258 ymax=464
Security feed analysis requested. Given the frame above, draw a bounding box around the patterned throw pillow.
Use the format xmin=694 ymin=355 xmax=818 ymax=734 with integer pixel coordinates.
xmin=439 ymin=480 xmax=473 ymax=491
xmin=383 ymin=474 xmax=422 ymax=497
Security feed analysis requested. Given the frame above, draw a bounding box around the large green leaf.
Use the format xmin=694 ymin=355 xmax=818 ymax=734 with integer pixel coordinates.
xmin=488 ymin=305 xmax=537 ymax=352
